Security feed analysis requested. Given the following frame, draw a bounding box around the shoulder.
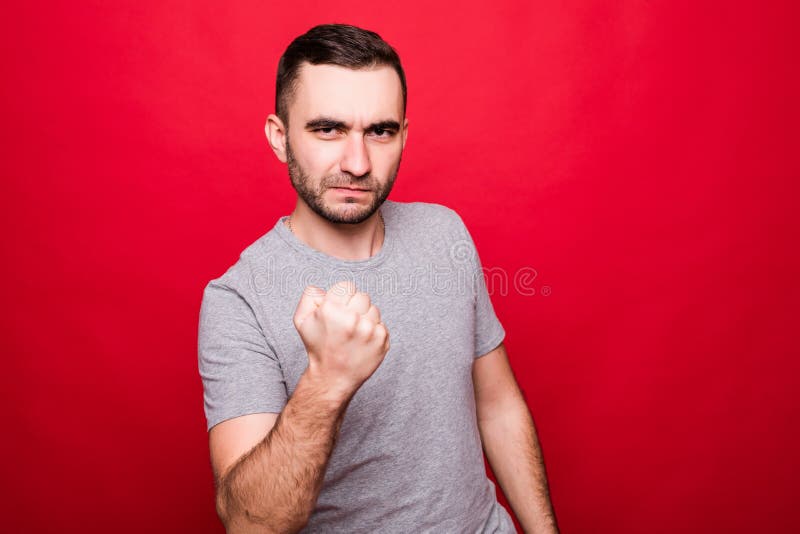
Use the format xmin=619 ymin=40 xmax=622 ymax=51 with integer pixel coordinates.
xmin=383 ymin=200 xmax=479 ymax=271
xmin=384 ymin=199 xmax=467 ymax=234
xmin=200 ymin=226 xmax=284 ymax=304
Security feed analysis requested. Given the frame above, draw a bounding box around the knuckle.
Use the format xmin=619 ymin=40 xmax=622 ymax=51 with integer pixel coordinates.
xmin=319 ymin=299 xmax=335 ymax=316
xmin=343 ymin=311 xmax=359 ymax=333
xmin=374 ymin=323 xmax=387 ymax=340
xmin=357 ymin=316 xmax=375 ymax=336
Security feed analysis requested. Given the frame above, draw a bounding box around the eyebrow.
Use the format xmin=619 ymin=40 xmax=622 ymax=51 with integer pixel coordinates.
xmin=304 ymin=116 xmax=401 ymax=132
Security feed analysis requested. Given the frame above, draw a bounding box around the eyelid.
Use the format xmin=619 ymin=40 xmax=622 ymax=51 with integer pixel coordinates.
xmin=368 ymin=128 xmax=397 ymax=137
xmin=314 ymin=127 xmax=342 ymax=135
xmin=314 ymin=127 xmax=396 ymax=137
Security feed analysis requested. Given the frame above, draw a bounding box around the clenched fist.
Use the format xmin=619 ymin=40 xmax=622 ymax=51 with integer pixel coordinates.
xmin=293 ymin=280 xmax=390 ymax=399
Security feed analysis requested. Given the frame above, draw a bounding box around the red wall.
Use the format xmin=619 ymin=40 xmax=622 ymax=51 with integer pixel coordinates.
xmin=3 ymin=2 xmax=798 ymax=532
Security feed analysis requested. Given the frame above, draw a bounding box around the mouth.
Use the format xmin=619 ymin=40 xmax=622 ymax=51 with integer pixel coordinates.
xmin=330 ymin=186 xmax=371 ymax=198
xmin=331 ymin=186 xmax=370 ymax=192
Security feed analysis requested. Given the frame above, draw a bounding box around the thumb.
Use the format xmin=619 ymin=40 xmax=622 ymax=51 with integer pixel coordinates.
xmin=294 ymin=285 xmax=325 ymax=328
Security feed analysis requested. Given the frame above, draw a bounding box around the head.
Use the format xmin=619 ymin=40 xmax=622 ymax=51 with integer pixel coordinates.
xmin=266 ymin=24 xmax=409 ymax=224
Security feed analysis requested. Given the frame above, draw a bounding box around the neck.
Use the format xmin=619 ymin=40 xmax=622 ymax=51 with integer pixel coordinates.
xmin=285 ymin=201 xmax=385 ymax=261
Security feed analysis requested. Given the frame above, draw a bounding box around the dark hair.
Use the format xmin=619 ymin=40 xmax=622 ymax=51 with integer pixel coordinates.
xmin=275 ymin=24 xmax=407 ymax=125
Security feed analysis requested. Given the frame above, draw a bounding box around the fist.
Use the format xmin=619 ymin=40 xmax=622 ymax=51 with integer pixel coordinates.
xmin=293 ymin=280 xmax=390 ymax=396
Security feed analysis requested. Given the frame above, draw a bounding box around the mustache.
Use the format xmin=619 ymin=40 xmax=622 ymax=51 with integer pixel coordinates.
xmin=323 ymin=174 xmax=375 ymax=190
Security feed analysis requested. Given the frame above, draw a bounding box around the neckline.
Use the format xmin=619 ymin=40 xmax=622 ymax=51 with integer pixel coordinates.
xmin=273 ymin=200 xmax=395 ymax=270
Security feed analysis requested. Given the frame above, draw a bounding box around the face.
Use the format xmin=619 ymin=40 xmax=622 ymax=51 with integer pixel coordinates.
xmin=274 ymin=63 xmax=408 ymax=224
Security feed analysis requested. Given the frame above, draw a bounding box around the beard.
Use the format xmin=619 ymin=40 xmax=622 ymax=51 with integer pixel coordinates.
xmin=285 ymin=135 xmax=399 ymax=224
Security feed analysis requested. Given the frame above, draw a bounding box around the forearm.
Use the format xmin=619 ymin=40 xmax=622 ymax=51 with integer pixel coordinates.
xmin=217 ymin=370 xmax=351 ymax=533
xmin=478 ymin=396 xmax=559 ymax=534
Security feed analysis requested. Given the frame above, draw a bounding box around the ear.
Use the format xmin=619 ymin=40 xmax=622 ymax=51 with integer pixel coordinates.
xmin=265 ymin=114 xmax=288 ymax=163
xmin=401 ymin=116 xmax=409 ymax=151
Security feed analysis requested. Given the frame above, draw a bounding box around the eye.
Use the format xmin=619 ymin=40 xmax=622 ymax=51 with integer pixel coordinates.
xmin=370 ymin=127 xmax=395 ymax=139
xmin=315 ymin=127 xmax=339 ymax=136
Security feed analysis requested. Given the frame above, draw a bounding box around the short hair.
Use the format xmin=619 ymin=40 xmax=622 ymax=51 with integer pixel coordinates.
xmin=275 ymin=23 xmax=407 ymax=125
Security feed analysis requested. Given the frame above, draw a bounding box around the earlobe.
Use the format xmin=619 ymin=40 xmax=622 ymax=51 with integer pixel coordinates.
xmin=265 ymin=114 xmax=288 ymax=163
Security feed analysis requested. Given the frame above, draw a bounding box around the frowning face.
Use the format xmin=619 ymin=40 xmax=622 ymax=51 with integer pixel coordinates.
xmin=269 ymin=62 xmax=408 ymax=224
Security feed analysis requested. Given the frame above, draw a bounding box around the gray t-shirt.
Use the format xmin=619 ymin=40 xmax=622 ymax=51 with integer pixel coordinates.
xmin=198 ymin=199 xmax=516 ymax=533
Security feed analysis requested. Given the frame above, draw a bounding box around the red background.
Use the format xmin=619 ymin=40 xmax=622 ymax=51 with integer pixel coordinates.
xmin=3 ymin=2 xmax=798 ymax=532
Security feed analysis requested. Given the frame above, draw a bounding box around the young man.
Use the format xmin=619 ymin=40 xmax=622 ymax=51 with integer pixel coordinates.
xmin=198 ymin=23 xmax=559 ymax=533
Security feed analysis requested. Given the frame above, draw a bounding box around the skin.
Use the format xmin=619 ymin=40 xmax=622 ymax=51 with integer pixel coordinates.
xmin=212 ymin=281 xmax=389 ymax=533
xmin=209 ymin=61 xmax=559 ymax=533
xmin=473 ymin=343 xmax=561 ymax=533
xmin=265 ymin=63 xmax=408 ymax=261
xmin=209 ymin=63 xmax=403 ymax=533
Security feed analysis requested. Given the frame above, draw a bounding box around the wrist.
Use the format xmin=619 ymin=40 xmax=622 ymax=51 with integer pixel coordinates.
xmin=300 ymin=364 xmax=356 ymax=408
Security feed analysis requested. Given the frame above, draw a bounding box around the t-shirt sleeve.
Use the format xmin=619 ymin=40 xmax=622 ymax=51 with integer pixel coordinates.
xmin=472 ymin=244 xmax=506 ymax=358
xmin=198 ymin=279 xmax=288 ymax=431
xmin=449 ymin=210 xmax=506 ymax=359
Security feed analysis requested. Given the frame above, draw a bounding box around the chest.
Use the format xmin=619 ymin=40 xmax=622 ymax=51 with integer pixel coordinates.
xmin=257 ymin=262 xmax=477 ymax=410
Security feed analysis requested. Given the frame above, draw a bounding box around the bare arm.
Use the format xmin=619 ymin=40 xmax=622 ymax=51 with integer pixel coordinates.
xmin=209 ymin=281 xmax=390 ymax=533
xmin=212 ymin=370 xmax=351 ymax=533
xmin=473 ymin=343 xmax=559 ymax=534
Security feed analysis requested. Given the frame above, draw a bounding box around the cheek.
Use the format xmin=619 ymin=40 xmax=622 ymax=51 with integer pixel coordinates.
xmin=372 ymin=146 xmax=403 ymax=174
xmin=300 ymin=143 xmax=341 ymax=174
xmin=375 ymin=162 xmax=396 ymax=178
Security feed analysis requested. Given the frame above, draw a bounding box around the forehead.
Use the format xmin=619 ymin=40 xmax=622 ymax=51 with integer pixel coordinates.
xmin=290 ymin=63 xmax=404 ymax=125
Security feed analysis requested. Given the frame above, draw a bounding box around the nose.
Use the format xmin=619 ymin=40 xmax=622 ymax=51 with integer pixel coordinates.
xmin=340 ymin=132 xmax=372 ymax=178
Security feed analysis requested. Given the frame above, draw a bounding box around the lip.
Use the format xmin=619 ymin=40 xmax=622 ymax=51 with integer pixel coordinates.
xmin=331 ymin=187 xmax=370 ymax=195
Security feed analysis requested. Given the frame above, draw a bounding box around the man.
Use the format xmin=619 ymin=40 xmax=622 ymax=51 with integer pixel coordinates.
xmin=198 ymin=23 xmax=558 ymax=533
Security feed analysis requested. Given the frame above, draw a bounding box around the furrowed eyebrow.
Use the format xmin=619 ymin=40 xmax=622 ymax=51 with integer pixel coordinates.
xmin=304 ymin=117 xmax=401 ymax=132
xmin=366 ymin=120 xmax=401 ymax=132
xmin=305 ymin=117 xmax=347 ymax=130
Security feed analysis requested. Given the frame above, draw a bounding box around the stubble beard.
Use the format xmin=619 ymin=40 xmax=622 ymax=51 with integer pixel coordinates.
xmin=285 ymin=134 xmax=400 ymax=225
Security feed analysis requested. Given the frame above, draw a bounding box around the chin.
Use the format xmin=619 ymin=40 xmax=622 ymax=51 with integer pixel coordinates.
xmin=323 ymin=203 xmax=377 ymax=224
